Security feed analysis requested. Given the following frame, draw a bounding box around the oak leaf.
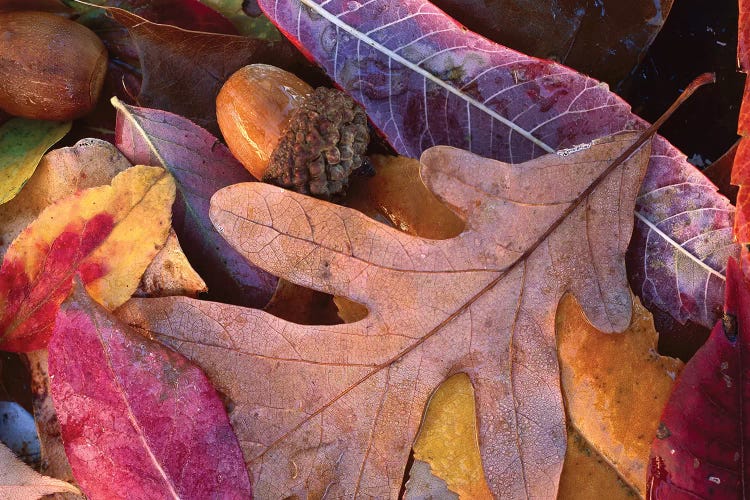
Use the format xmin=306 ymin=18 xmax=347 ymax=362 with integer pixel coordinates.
xmin=119 ymin=132 xmax=649 ymax=497
xmin=0 ymin=165 xmax=175 ymax=352
xmin=258 ymin=0 xmax=737 ymax=331
xmin=557 ymin=294 xmax=682 ymax=496
xmin=403 ymin=283 xmax=681 ymax=499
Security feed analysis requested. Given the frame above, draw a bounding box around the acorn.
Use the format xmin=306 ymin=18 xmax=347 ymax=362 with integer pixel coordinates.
xmin=216 ymin=64 xmax=370 ymax=198
xmin=0 ymin=11 xmax=108 ymax=121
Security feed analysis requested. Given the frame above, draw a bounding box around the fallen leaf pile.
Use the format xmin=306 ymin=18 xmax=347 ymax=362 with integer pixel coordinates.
xmin=0 ymin=0 xmax=745 ymax=498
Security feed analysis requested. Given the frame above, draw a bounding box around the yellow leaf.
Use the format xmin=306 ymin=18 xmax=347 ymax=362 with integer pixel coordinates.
xmin=0 ymin=165 xmax=175 ymax=351
xmin=0 ymin=118 xmax=70 ymax=206
xmin=412 ymin=374 xmax=492 ymax=499
xmin=558 ymin=425 xmax=638 ymax=499
xmin=556 ymin=295 xmax=682 ymax=496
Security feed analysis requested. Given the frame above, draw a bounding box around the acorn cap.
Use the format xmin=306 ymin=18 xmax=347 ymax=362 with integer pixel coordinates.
xmin=263 ymin=87 xmax=369 ymax=198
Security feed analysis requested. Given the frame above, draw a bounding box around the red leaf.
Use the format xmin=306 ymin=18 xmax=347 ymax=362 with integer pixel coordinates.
xmin=258 ymin=0 xmax=738 ymax=331
xmin=647 ymin=258 xmax=748 ymax=498
xmin=48 ymin=283 xmax=252 ymax=499
xmin=732 ymin=0 xmax=750 ymax=274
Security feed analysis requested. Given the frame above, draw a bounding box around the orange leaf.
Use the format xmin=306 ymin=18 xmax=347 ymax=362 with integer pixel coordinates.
xmin=0 ymin=165 xmax=175 ymax=351
xmin=557 ymin=294 xmax=682 ymax=496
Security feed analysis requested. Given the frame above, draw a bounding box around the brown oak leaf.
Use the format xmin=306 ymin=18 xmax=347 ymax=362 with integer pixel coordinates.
xmin=118 ymin=132 xmax=650 ymax=497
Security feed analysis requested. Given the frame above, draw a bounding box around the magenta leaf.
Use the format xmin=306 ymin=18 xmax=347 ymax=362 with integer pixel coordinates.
xmin=648 ymin=258 xmax=749 ymax=497
xmin=48 ymin=282 xmax=252 ymax=499
xmin=258 ymin=0 xmax=738 ymax=330
xmin=114 ymin=99 xmax=278 ymax=307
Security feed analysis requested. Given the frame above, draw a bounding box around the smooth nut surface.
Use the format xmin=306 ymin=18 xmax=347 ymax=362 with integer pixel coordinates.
xmin=216 ymin=64 xmax=312 ymax=179
xmin=0 ymin=11 xmax=108 ymax=121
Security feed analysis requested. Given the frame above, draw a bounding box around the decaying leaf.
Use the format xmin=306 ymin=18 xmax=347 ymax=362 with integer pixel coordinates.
xmin=647 ymin=259 xmax=750 ymax=498
xmin=0 ymin=119 xmax=70 ymax=206
xmin=557 ymin=294 xmax=682 ymax=496
xmin=0 ymin=441 xmax=80 ymax=499
xmin=134 ymin=229 xmax=207 ymax=298
xmin=48 ymin=283 xmax=252 ymax=499
xmin=119 ymin=132 xmax=650 ymax=496
xmin=113 ymin=99 xmax=278 ymax=307
xmin=0 ymin=165 xmax=175 ymax=352
xmin=733 ymin=0 xmax=750 ymax=272
xmin=429 ymin=0 xmax=672 ymax=87
xmin=404 ymin=459 xmax=459 ymax=499
xmin=197 ymin=0 xmax=282 ymax=38
xmin=258 ymin=0 xmax=737 ymax=331
xmin=0 ymin=138 xmax=131 ymax=260
xmin=346 ymin=155 xmax=464 ymax=240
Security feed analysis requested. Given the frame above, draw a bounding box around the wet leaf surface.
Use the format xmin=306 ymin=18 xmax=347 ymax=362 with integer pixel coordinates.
xmin=120 ymin=133 xmax=649 ymax=496
xmin=49 ymin=284 xmax=251 ymax=499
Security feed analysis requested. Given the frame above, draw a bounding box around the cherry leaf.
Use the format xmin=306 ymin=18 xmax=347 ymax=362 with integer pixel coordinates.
xmin=48 ymin=283 xmax=252 ymax=499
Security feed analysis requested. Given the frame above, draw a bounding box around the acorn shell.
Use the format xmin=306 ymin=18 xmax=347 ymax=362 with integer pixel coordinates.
xmin=0 ymin=11 xmax=108 ymax=121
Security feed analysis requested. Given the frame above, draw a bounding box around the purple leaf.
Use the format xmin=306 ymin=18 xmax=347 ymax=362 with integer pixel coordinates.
xmin=48 ymin=283 xmax=252 ymax=499
xmin=113 ymin=99 xmax=278 ymax=308
xmin=258 ymin=0 xmax=738 ymax=329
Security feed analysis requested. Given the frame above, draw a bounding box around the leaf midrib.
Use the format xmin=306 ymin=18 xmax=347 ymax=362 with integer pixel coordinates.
xmin=290 ymin=0 xmax=727 ymax=284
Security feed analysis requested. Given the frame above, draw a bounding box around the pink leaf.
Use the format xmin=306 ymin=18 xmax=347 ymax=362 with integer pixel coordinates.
xmin=48 ymin=283 xmax=252 ymax=499
xmin=258 ymin=0 xmax=738 ymax=331
xmin=647 ymin=258 xmax=749 ymax=497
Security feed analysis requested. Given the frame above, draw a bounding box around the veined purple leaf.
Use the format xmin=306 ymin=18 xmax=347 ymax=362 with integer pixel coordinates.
xmin=113 ymin=98 xmax=278 ymax=308
xmin=258 ymin=0 xmax=738 ymax=329
xmin=629 ymin=152 xmax=737 ymax=329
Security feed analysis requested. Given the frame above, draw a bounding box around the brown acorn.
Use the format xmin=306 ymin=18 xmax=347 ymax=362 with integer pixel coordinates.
xmin=216 ymin=64 xmax=370 ymax=198
xmin=0 ymin=11 xmax=108 ymax=121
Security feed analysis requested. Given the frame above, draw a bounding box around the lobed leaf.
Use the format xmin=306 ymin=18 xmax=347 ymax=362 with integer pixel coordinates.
xmin=49 ymin=284 xmax=251 ymax=499
xmin=0 ymin=165 xmax=175 ymax=352
xmin=119 ymin=133 xmax=649 ymax=497
xmin=557 ymin=294 xmax=682 ymax=496
xmin=257 ymin=0 xmax=738 ymax=330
